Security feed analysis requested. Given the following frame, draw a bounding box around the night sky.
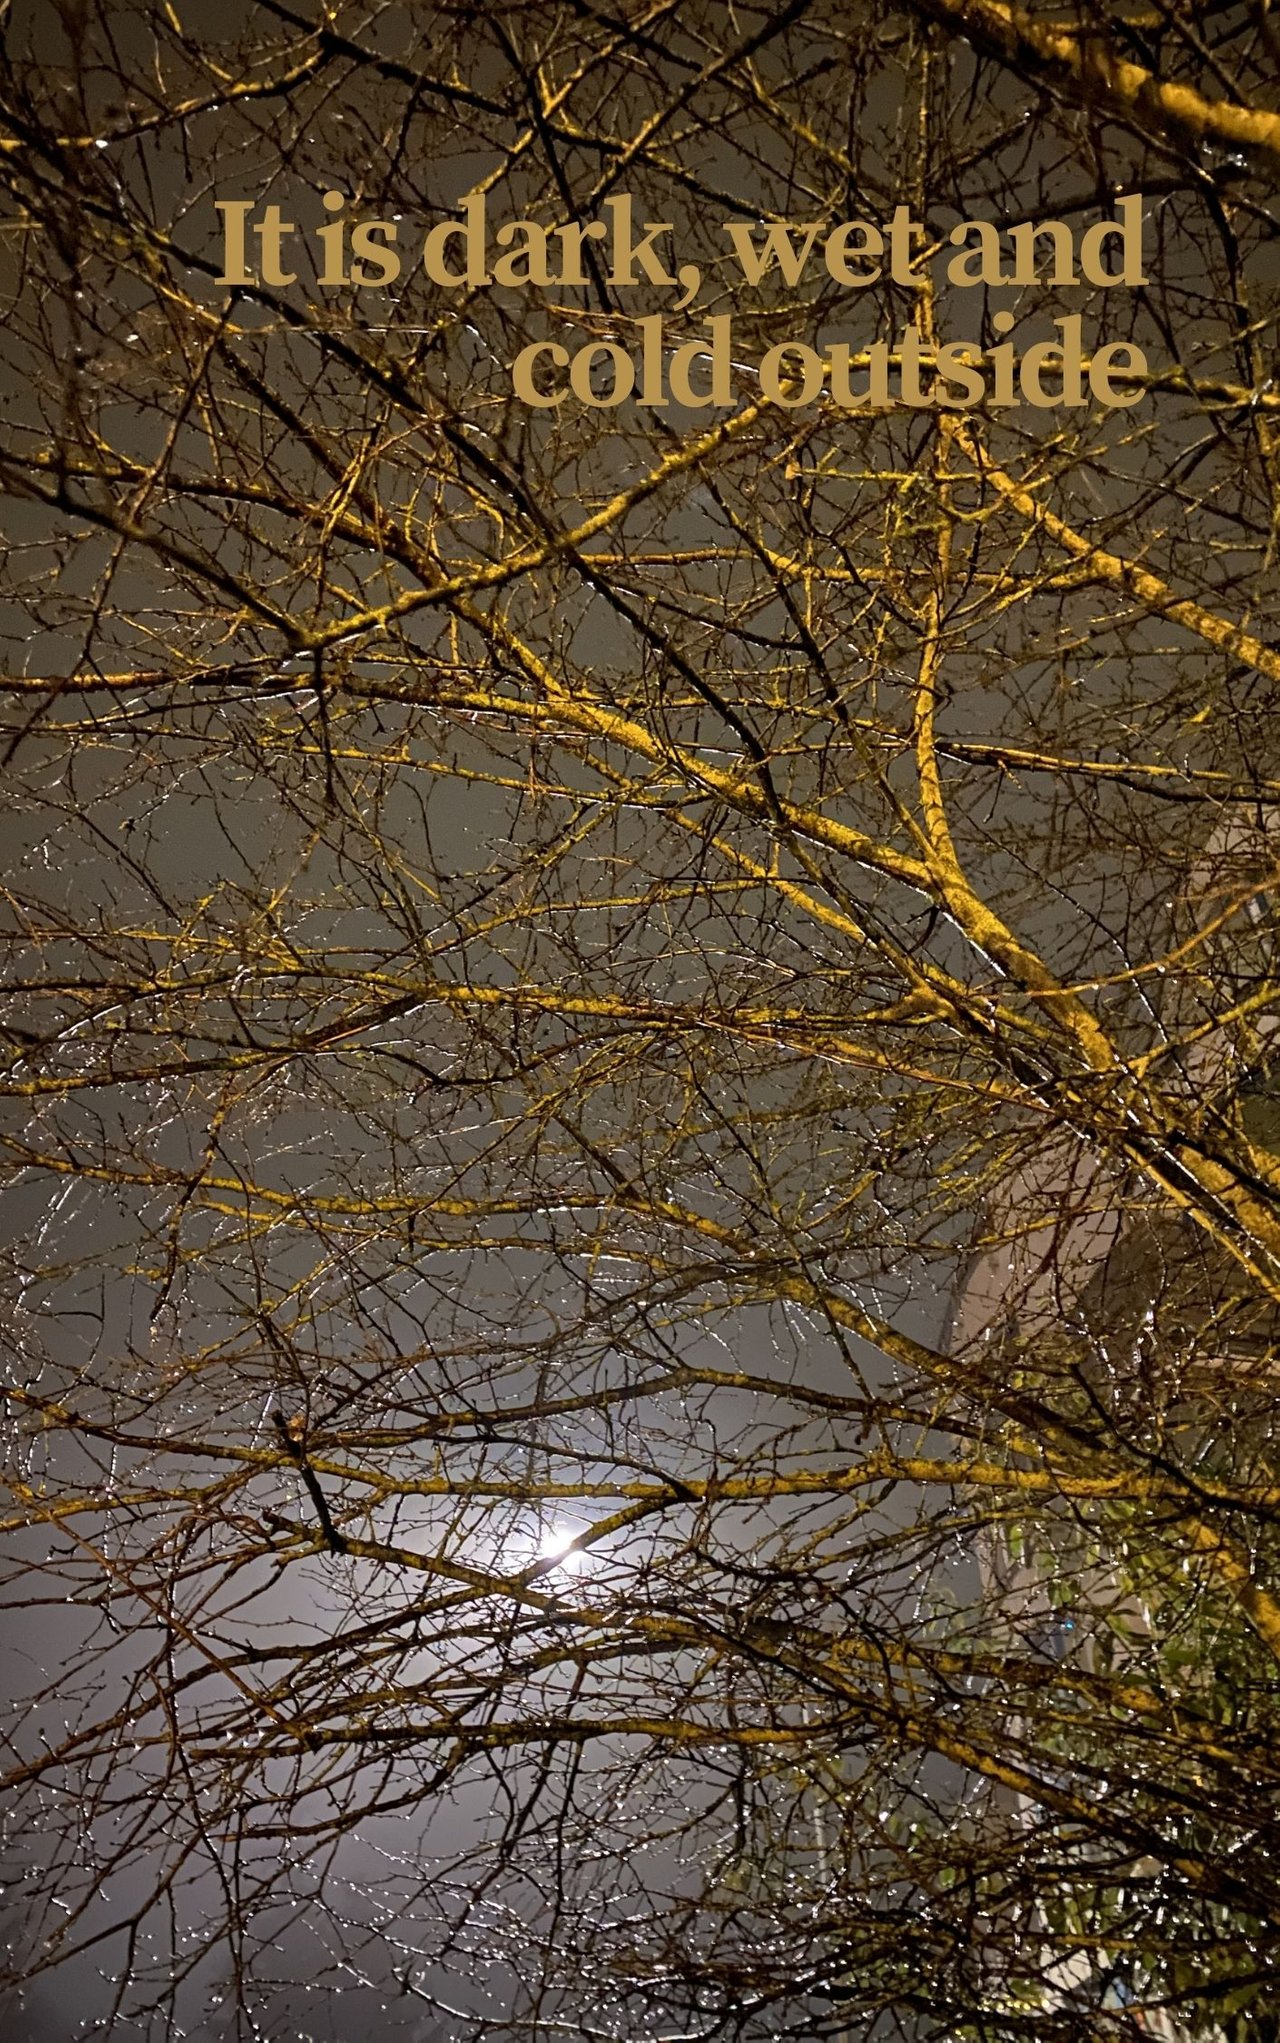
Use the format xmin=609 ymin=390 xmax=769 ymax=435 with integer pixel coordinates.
xmin=2 ymin=3 xmax=1279 ymax=2039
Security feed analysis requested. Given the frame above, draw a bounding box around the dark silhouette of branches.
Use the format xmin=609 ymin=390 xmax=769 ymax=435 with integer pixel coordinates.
xmin=0 ymin=3 xmax=1278 ymax=2039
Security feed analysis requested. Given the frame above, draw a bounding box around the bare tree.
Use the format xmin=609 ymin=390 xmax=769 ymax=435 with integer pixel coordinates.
xmin=1 ymin=2 xmax=1280 ymax=2037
